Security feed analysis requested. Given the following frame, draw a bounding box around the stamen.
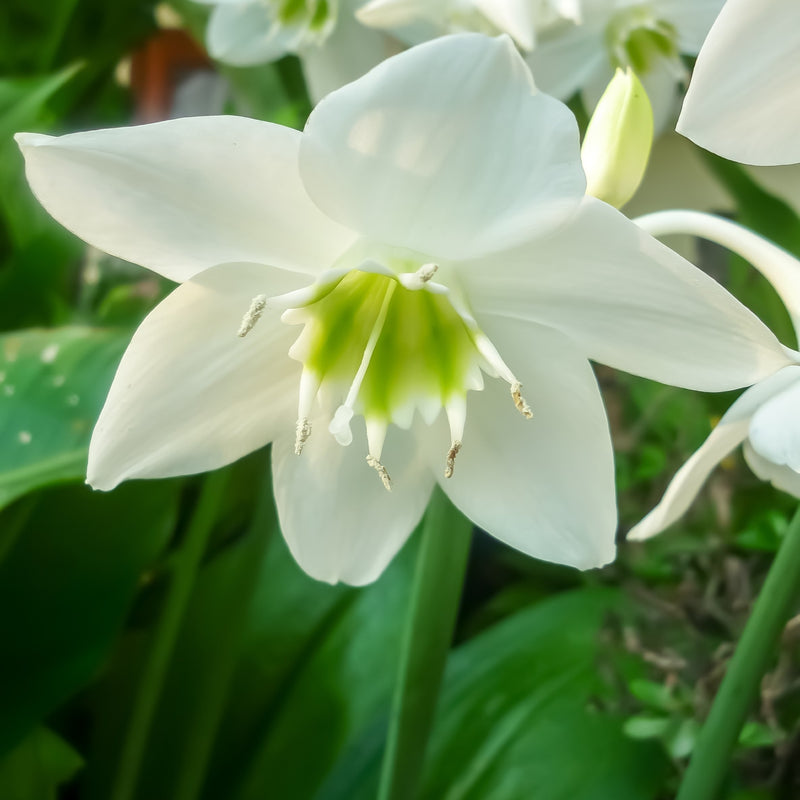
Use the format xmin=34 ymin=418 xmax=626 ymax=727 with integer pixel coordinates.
xmin=366 ymin=455 xmax=392 ymax=491
xmin=398 ymin=262 xmax=440 ymax=291
xmin=294 ymin=418 xmax=311 ymax=455
xmin=511 ymin=382 xmax=533 ymax=419
xmin=417 ymin=263 xmax=438 ymax=282
xmin=295 ymin=369 xmax=320 ymax=455
xmin=444 ymin=396 xmax=466 ymax=478
xmin=444 ymin=441 xmax=462 ymax=479
xmin=333 ymin=281 xmax=396 ymax=432
xmin=237 ymin=294 xmax=267 ymax=337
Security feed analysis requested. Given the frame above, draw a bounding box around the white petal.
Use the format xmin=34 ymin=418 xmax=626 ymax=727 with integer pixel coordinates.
xmin=16 ymin=117 xmax=356 ymax=282
xmin=628 ymin=422 xmax=748 ymax=541
xmin=525 ymin=23 xmax=606 ymax=100
xmin=635 ymin=210 xmax=800 ymax=344
xmin=629 ymin=366 xmax=800 ymax=540
xmin=356 ymin=0 xmax=442 ymax=29
xmin=299 ymin=33 xmax=585 ymax=261
xmin=677 ymin=0 xmax=800 ymax=166
xmin=654 ymin=0 xmax=725 ymax=53
xmin=300 ymin=0 xmax=399 ymax=103
xmin=474 ymin=0 xmax=535 ymax=50
xmin=88 ymin=263 xmax=306 ymax=490
xmin=460 ymin=197 xmax=792 ymax=391
xmin=271 ymin=421 xmax=433 ymax=586
xmin=429 ymin=317 xmax=617 ymax=570
xmin=743 ymin=440 xmax=800 ymax=499
xmin=207 ymin=2 xmax=305 ymax=65
xmin=749 ymin=377 xmax=800 ymax=472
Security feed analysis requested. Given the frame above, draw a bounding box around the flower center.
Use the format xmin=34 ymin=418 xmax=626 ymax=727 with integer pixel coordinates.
xmin=241 ymin=248 xmax=532 ymax=489
xmin=605 ymin=5 xmax=679 ymax=74
xmin=272 ymin=0 xmax=336 ymax=39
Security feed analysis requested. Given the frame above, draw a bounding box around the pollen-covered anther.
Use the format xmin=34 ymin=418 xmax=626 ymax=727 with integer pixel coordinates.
xmin=511 ymin=382 xmax=533 ymax=419
xmin=237 ymin=294 xmax=267 ymax=338
xmin=444 ymin=440 xmax=462 ymax=479
xmin=366 ymin=455 xmax=392 ymax=491
xmin=416 ymin=263 xmax=438 ymax=283
xmin=294 ymin=417 xmax=311 ymax=455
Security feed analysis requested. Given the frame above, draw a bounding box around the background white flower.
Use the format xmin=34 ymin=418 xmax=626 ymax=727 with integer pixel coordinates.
xmin=630 ymin=210 xmax=800 ymax=541
xmin=526 ymin=0 xmax=724 ymax=130
xmin=677 ymin=0 xmax=800 ymax=166
xmin=17 ymin=35 xmax=792 ymax=585
xmin=194 ymin=0 xmax=396 ymax=101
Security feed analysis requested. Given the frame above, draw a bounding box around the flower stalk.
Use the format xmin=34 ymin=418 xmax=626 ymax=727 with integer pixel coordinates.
xmin=676 ymin=503 xmax=800 ymax=800
xmin=377 ymin=487 xmax=473 ymax=800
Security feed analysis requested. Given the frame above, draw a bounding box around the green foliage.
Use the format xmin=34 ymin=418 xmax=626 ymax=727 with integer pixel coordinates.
xmin=0 ymin=480 xmax=179 ymax=756
xmin=0 ymin=727 xmax=83 ymax=800
xmin=0 ymin=327 xmax=128 ymax=509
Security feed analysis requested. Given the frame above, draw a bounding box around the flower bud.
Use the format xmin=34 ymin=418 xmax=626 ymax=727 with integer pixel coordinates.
xmin=581 ymin=67 xmax=654 ymax=209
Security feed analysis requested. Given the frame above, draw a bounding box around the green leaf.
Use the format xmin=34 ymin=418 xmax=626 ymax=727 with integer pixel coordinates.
xmin=0 ymin=726 xmax=82 ymax=800
xmin=419 ymin=589 xmax=670 ymax=800
xmin=624 ymin=715 xmax=673 ymax=740
xmin=0 ymin=66 xmax=82 ymax=246
xmin=629 ymin=679 xmax=679 ymax=712
xmin=0 ymin=480 xmax=179 ymax=755
xmin=320 ymin=589 xmax=670 ymax=800
xmin=737 ymin=721 xmax=779 ymax=750
xmin=0 ymin=327 xmax=128 ymax=509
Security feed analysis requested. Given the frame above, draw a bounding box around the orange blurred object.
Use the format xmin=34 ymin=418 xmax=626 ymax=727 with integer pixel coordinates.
xmin=130 ymin=29 xmax=211 ymax=122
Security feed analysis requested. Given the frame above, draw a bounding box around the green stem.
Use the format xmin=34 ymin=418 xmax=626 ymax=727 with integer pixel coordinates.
xmin=111 ymin=470 xmax=228 ymax=800
xmin=677 ymin=504 xmax=800 ymax=800
xmin=377 ymin=487 xmax=473 ymax=800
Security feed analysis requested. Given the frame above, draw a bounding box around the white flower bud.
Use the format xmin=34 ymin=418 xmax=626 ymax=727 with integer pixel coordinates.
xmin=581 ymin=67 xmax=654 ymax=209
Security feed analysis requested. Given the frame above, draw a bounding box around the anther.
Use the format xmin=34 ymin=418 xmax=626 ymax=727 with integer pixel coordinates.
xmin=366 ymin=455 xmax=392 ymax=491
xmin=444 ymin=440 xmax=462 ymax=479
xmin=416 ymin=263 xmax=438 ymax=283
xmin=294 ymin=417 xmax=311 ymax=455
xmin=237 ymin=294 xmax=267 ymax=337
xmin=511 ymin=382 xmax=533 ymax=419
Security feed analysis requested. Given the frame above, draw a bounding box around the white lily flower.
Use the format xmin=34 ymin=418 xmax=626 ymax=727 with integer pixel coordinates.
xmin=526 ymin=0 xmax=724 ymax=130
xmin=194 ymin=0 xmax=394 ymax=101
xmin=17 ymin=35 xmax=792 ymax=585
xmin=630 ymin=210 xmax=800 ymax=541
xmin=677 ymin=0 xmax=800 ymax=166
xmin=355 ymin=0 xmax=577 ymax=51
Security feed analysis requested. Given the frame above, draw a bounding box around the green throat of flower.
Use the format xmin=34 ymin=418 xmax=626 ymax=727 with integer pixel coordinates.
xmin=274 ymin=0 xmax=336 ymax=37
xmin=605 ymin=5 xmax=679 ymax=74
xmin=238 ymin=256 xmax=532 ymax=489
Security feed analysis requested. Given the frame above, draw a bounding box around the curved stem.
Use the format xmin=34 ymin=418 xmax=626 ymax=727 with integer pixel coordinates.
xmin=634 ymin=209 xmax=800 ymax=343
xmin=111 ymin=470 xmax=228 ymax=800
xmin=676 ymin=503 xmax=800 ymax=800
xmin=377 ymin=487 xmax=473 ymax=800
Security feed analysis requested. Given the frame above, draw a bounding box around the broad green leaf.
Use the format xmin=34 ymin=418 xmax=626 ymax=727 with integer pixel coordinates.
xmin=0 ymin=327 xmax=128 ymax=510
xmin=320 ymin=588 xmax=669 ymax=800
xmin=0 ymin=726 xmax=82 ymax=800
xmin=0 ymin=480 xmax=179 ymax=755
xmin=419 ymin=588 xmax=670 ymax=800
xmin=207 ymin=529 xmax=417 ymax=800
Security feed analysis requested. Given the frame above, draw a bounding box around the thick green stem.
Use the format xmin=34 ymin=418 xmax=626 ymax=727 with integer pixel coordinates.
xmin=111 ymin=470 xmax=228 ymax=800
xmin=677 ymin=504 xmax=800 ymax=800
xmin=377 ymin=487 xmax=473 ymax=800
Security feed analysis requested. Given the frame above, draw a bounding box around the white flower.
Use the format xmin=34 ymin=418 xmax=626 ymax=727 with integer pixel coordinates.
xmin=677 ymin=0 xmax=800 ymax=166
xmin=526 ymin=0 xmax=724 ymax=130
xmin=356 ymin=0 xmax=578 ymax=51
xmin=17 ymin=35 xmax=791 ymax=585
xmin=194 ymin=0 xmax=394 ymax=101
xmin=629 ymin=210 xmax=800 ymax=541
